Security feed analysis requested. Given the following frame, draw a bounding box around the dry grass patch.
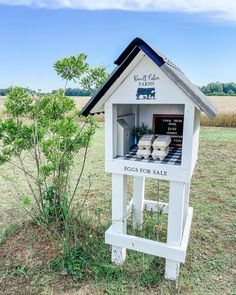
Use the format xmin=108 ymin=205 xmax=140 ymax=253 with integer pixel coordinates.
xmin=208 ymin=96 xmax=236 ymax=112
xmin=201 ymin=112 xmax=236 ymax=127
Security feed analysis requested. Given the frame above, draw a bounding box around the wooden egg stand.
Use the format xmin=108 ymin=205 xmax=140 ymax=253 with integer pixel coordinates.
xmin=80 ymin=38 xmax=218 ymax=280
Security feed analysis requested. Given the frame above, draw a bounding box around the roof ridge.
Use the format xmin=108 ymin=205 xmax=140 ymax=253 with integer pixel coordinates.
xmin=115 ymin=37 xmax=182 ymax=72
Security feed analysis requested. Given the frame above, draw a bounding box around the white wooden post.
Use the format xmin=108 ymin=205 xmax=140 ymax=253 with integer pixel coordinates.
xmin=183 ymin=183 xmax=190 ymax=228
xmin=111 ymin=173 xmax=127 ymax=264
xmin=132 ymin=176 xmax=145 ymax=230
xmin=165 ymin=181 xmax=185 ymax=280
xmin=104 ymin=102 xmax=117 ymax=161
xmin=181 ymin=104 xmax=195 ymax=170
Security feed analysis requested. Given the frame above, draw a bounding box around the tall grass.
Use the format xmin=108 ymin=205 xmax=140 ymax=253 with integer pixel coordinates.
xmin=201 ymin=112 xmax=236 ymax=127
xmin=91 ymin=112 xmax=236 ymax=128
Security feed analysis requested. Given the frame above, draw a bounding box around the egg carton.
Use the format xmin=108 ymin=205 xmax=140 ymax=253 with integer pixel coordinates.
xmin=152 ymin=135 xmax=171 ymax=151
xmin=136 ymin=148 xmax=152 ymax=160
xmin=138 ymin=134 xmax=155 ymax=150
xmin=152 ymin=146 xmax=170 ymax=161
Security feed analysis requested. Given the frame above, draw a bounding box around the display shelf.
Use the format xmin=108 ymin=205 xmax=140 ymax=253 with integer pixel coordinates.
xmin=115 ymin=145 xmax=182 ymax=165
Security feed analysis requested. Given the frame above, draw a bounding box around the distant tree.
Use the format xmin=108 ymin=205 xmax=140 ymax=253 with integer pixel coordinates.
xmin=52 ymin=88 xmax=91 ymax=96
xmin=200 ymin=82 xmax=236 ymax=96
xmin=65 ymin=88 xmax=91 ymax=96
xmin=227 ymin=89 xmax=234 ymax=95
xmin=0 ymin=88 xmax=8 ymax=96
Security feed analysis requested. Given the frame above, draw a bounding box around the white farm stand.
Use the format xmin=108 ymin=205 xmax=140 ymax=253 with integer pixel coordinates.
xmin=81 ymin=38 xmax=217 ymax=280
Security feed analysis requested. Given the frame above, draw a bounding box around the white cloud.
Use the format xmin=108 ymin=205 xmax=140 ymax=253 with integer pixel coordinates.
xmin=1 ymin=0 xmax=236 ymax=21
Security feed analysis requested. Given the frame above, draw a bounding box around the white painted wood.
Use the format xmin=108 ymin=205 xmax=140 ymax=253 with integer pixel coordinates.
xmin=183 ymin=183 xmax=190 ymax=228
xmin=91 ymin=52 xmax=145 ymax=113
xmin=144 ymin=200 xmax=168 ymax=214
xmin=107 ymin=56 xmax=196 ymax=106
xmin=117 ymin=105 xmax=133 ymax=117
xmin=181 ymin=207 xmax=193 ymax=252
xmin=112 ymin=104 xmax=118 ymax=158
xmin=133 ymin=104 xmax=139 ymax=144
xmin=105 ymin=159 xmax=191 ymax=182
xmin=105 ymin=227 xmax=186 ymax=263
xmin=117 ymin=113 xmax=135 ymax=130
xmin=104 ymin=102 xmax=112 ymax=162
xmin=104 ymin=102 xmax=117 ymax=161
xmin=165 ymin=181 xmax=185 ymax=280
xmin=181 ymin=103 xmax=195 ymax=170
xmin=139 ymin=104 xmax=184 ymax=128
xmin=132 ymin=176 xmax=145 ymax=230
xmin=111 ymin=173 xmax=128 ymax=264
xmin=133 ymin=105 xmax=138 ymax=127
xmin=191 ymin=108 xmax=200 ymax=175
xmin=105 ymin=207 xmax=193 ymax=264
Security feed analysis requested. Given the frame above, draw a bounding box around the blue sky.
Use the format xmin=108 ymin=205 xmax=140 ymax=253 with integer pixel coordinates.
xmin=0 ymin=1 xmax=236 ymax=92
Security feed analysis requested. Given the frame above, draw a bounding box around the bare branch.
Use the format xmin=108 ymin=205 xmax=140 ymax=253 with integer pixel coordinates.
xmin=8 ymin=160 xmax=37 ymax=181
xmin=17 ymin=155 xmax=44 ymax=217
xmin=68 ymin=138 xmax=90 ymax=210
xmin=77 ymin=175 xmax=92 ymax=216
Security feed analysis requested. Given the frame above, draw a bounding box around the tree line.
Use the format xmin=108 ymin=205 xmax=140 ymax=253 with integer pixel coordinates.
xmin=0 ymin=87 xmax=92 ymax=96
xmin=0 ymin=88 xmax=8 ymax=96
xmin=52 ymin=88 xmax=92 ymax=96
xmin=200 ymin=82 xmax=236 ymax=96
xmin=1 ymin=82 xmax=236 ymax=97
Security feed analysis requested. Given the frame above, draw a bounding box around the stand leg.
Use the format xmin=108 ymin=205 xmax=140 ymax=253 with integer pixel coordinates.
xmin=111 ymin=173 xmax=127 ymax=264
xmin=132 ymin=176 xmax=145 ymax=230
xmin=165 ymin=181 xmax=185 ymax=280
xmin=183 ymin=183 xmax=190 ymax=228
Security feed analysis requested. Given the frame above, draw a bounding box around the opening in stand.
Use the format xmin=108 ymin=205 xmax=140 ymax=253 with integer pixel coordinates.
xmin=114 ymin=104 xmax=184 ymax=166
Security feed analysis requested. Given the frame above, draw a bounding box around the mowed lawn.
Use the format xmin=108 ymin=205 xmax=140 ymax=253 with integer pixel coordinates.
xmin=0 ymin=125 xmax=235 ymax=295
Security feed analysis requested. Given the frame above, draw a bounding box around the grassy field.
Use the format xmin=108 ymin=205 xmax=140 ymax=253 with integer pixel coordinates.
xmin=208 ymin=96 xmax=236 ymax=112
xmin=0 ymin=125 xmax=235 ymax=294
xmin=1 ymin=95 xmax=236 ymax=127
xmin=71 ymin=96 xmax=236 ymax=113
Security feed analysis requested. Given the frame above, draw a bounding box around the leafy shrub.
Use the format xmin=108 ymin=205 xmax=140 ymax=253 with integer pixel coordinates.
xmin=0 ymin=87 xmax=97 ymax=227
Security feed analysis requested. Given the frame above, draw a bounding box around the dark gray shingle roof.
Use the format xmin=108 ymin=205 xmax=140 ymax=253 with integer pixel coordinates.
xmin=81 ymin=38 xmax=217 ymax=118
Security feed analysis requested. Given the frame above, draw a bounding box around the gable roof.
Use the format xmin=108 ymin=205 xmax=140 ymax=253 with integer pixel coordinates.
xmin=81 ymin=37 xmax=217 ymax=118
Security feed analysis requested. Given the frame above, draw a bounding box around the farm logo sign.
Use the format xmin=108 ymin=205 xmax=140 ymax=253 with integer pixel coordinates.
xmin=133 ymin=74 xmax=159 ymax=100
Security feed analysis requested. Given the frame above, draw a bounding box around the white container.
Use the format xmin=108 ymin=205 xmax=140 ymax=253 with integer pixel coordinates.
xmin=138 ymin=134 xmax=155 ymax=150
xmin=137 ymin=148 xmax=152 ymax=159
xmin=152 ymin=135 xmax=171 ymax=151
xmin=152 ymin=146 xmax=170 ymax=160
xmin=117 ymin=119 xmax=131 ymax=156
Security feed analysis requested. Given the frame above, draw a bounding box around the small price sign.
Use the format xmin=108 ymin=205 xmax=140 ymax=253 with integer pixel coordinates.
xmin=153 ymin=114 xmax=184 ymax=147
